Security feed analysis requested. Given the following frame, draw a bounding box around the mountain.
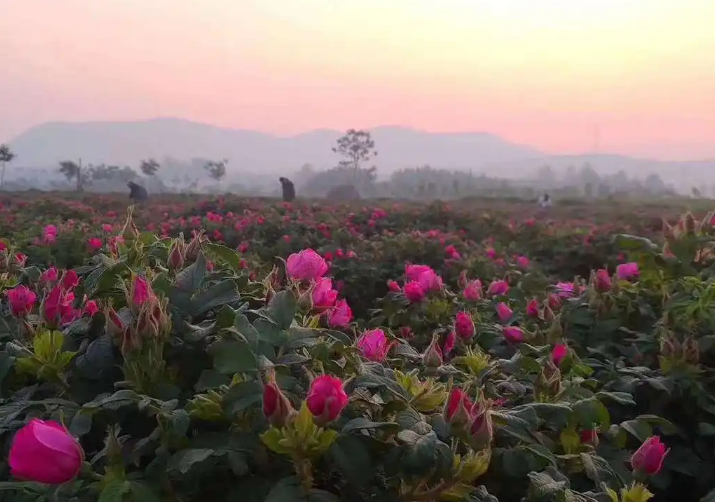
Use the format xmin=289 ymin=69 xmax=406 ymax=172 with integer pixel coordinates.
xmin=8 ymin=118 xmax=542 ymax=174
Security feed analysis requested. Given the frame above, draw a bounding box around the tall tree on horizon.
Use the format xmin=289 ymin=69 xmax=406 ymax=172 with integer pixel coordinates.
xmin=332 ymin=129 xmax=377 ymax=183
xmin=0 ymin=144 xmax=16 ymax=190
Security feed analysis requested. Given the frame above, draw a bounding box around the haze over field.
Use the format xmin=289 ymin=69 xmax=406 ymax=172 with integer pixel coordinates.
xmin=2 ymin=0 xmax=715 ymax=164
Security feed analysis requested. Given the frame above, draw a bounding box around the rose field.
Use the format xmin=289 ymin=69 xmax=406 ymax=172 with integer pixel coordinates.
xmin=0 ymin=192 xmax=714 ymax=502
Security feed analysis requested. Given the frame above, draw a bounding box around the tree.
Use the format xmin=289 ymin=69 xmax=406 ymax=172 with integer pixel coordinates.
xmin=204 ymin=159 xmax=227 ymax=182
xmin=59 ymin=160 xmax=90 ymax=192
xmin=0 ymin=144 xmax=16 ymax=190
xmin=332 ymin=129 xmax=377 ymax=182
xmin=140 ymin=158 xmax=160 ymax=176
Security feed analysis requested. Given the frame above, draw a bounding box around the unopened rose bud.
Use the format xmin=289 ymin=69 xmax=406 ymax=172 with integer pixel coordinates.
xmin=185 ymin=231 xmax=207 ymax=262
xmin=631 ymin=436 xmax=669 ymax=477
xmin=594 ymin=269 xmax=612 ymax=293
xmin=167 ymin=238 xmax=186 ymax=270
xmin=468 ymin=402 xmax=493 ymax=450
xmin=121 ymin=208 xmax=140 ymax=243
xmin=443 ymin=388 xmax=474 ymax=429
xmin=682 ymin=336 xmax=699 ymax=365
xmin=684 ymin=213 xmax=696 ymax=235
xmin=263 ymin=381 xmax=296 ymax=427
xmin=422 ymin=334 xmax=444 ymax=368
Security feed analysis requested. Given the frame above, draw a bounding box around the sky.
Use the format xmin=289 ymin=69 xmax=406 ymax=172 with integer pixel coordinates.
xmin=1 ymin=0 xmax=715 ymax=160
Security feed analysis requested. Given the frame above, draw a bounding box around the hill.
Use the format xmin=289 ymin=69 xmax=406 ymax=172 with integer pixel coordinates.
xmin=8 ymin=118 xmax=542 ymax=175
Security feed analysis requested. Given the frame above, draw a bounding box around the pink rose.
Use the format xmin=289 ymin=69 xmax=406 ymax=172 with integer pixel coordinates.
xmin=312 ymin=278 xmax=338 ymax=309
xmin=443 ymin=388 xmax=475 ymax=427
xmin=454 ymin=311 xmax=475 ymax=339
xmin=129 ymin=275 xmax=153 ymax=307
xmin=7 ymin=285 xmax=36 ymax=318
xmin=463 ymin=280 xmax=482 ymax=301
xmin=631 ymin=436 xmax=668 ymax=476
xmin=9 ymin=419 xmax=84 ymax=484
xmin=617 ymin=262 xmax=639 ymax=280
xmin=403 ymin=281 xmax=426 ymax=303
xmin=306 ymin=375 xmax=349 ymax=425
xmin=357 ymin=329 xmax=393 ymax=362
xmin=405 ymin=264 xmax=433 ymax=282
xmin=286 ymin=249 xmax=329 ymax=281
xmin=526 ymin=299 xmax=539 ymax=317
xmin=327 ymin=299 xmax=352 ymax=328
xmin=495 ymin=302 xmax=512 ymax=322
xmin=502 ymin=326 xmax=524 ymax=344
xmin=487 ymin=280 xmax=509 ymax=296
xmin=595 ymin=269 xmax=612 ymax=292
xmin=551 ymin=344 xmax=568 ymax=366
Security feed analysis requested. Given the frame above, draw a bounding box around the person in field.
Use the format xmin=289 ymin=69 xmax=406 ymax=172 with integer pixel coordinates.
xmin=538 ymin=192 xmax=552 ymax=208
xmin=127 ymin=181 xmax=148 ymax=202
xmin=279 ymin=177 xmax=296 ymax=202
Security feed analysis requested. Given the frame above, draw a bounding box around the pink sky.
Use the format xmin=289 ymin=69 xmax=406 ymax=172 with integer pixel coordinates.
xmin=2 ymin=0 xmax=715 ymax=159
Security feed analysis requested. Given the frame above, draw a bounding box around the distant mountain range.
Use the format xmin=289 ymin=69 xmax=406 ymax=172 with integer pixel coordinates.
xmin=7 ymin=118 xmax=715 ymax=188
xmin=8 ymin=118 xmax=541 ymax=174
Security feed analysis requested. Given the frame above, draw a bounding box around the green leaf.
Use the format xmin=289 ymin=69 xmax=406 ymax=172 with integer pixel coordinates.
xmin=0 ymin=352 xmax=15 ymax=395
xmin=573 ymin=397 xmax=611 ymax=429
xmin=98 ymin=480 xmax=131 ymax=502
xmin=527 ymin=471 xmax=567 ymax=498
xmin=613 ymin=234 xmax=659 ymax=253
xmin=308 ymin=490 xmax=341 ymax=502
xmin=191 ymin=279 xmax=241 ymax=316
xmin=205 ymin=242 xmax=243 ymax=273
xmin=596 ymin=391 xmax=636 ymax=406
xmin=167 ymin=448 xmax=215 ymax=474
xmin=210 ymin=340 xmax=258 ymax=374
xmin=261 ymin=427 xmax=293 ymax=455
xmin=176 ymin=252 xmax=207 ymax=293
xmin=222 ymin=380 xmax=263 ymax=416
xmin=265 ymin=477 xmax=304 ymax=502
xmin=265 ymin=291 xmax=296 ymax=330
xmin=254 ymin=318 xmax=288 ymax=345
xmin=341 ymin=417 xmax=399 ymax=434
xmin=128 ymin=482 xmax=161 ymax=502
xmin=400 ymin=430 xmax=453 ymax=478
xmin=195 ymin=369 xmax=231 ymax=392
xmin=330 ymin=435 xmax=374 ymax=486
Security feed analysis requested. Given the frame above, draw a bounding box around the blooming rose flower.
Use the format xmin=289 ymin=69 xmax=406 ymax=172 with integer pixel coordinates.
xmin=403 ymin=281 xmax=426 ymax=303
xmin=312 ymin=277 xmax=338 ymax=309
xmin=487 ymin=279 xmax=509 ymax=296
xmin=617 ymin=262 xmax=639 ymax=280
xmin=327 ymin=299 xmax=352 ymax=328
xmin=286 ymin=249 xmax=329 ymax=281
xmin=357 ymin=329 xmax=393 ymax=362
xmin=7 ymin=285 xmax=36 ymax=318
xmin=463 ymin=280 xmax=482 ymax=301
xmin=9 ymin=419 xmax=84 ymax=484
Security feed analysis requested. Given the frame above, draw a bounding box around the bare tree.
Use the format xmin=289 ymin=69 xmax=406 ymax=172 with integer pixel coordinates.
xmin=204 ymin=159 xmax=227 ymax=182
xmin=140 ymin=158 xmax=160 ymax=176
xmin=332 ymin=129 xmax=377 ymax=182
xmin=0 ymin=144 xmax=16 ymax=190
xmin=59 ymin=160 xmax=90 ymax=192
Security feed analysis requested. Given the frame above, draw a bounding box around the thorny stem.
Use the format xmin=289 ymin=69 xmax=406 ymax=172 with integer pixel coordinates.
xmin=293 ymin=456 xmax=314 ymax=494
